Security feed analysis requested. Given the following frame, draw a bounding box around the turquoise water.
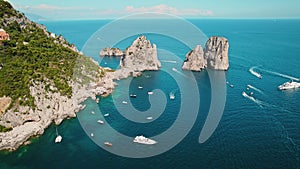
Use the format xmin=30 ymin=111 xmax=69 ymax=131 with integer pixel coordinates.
xmin=1 ymin=19 xmax=300 ymax=168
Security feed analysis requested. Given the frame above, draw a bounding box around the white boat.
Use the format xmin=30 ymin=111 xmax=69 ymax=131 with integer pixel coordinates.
xmin=138 ymin=86 xmax=143 ymax=89
xmin=97 ymin=120 xmax=104 ymax=124
xmin=133 ymin=135 xmax=157 ymax=145
xmin=55 ymin=135 xmax=62 ymax=143
xmin=242 ymin=92 xmax=255 ymax=101
xmin=122 ymin=101 xmax=128 ymax=104
xmin=146 ymin=116 xmax=153 ymax=120
xmin=169 ymin=92 xmax=175 ymax=100
xmin=55 ymin=127 xmax=62 ymax=143
xmin=148 ymin=91 xmax=154 ymax=95
xmin=278 ymin=81 xmax=300 ymax=90
xmin=104 ymin=113 xmax=109 ymax=117
xmin=91 ymin=133 xmax=94 ymax=137
xmin=104 ymin=142 xmax=112 ymax=147
xmin=91 ymin=111 xmax=95 ymax=115
xmin=172 ymin=67 xmax=177 ymax=71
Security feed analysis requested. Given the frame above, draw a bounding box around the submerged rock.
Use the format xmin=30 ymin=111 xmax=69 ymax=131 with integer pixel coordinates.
xmin=182 ymin=36 xmax=229 ymax=71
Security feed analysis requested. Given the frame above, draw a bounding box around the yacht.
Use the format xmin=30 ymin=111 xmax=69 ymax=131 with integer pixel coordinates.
xmin=55 ymin=135 xmax=62 ymax=143
xmin=104 ymin=142 xmax=113 ymax=147
xmin=278 ymin=81 xmax=300 ymax=90
xmin=97 ymin=120 xmax=104 ymax=124
xmin=148 ymin=91 xmax=154 ymax=95
xmin=146 ymin=116 xmax=153 ymax=120
xmin=133 ymin=135 xmax=157 ymax=145
xmin=169 ymin=92 xmax=175 ymax=100
xmin=130 ymin=94 xmax=137 ymax=98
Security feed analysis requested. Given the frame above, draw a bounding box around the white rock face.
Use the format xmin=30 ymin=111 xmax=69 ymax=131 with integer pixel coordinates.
xmin=182 ymin=36 xmax=229 ymax=71
xmin=100 ymin=48 xmax=124 ymax=57
xmin=121 ymin=36 xmax=161 ymax=72
xmin=204 ymin=36 xmax=229 ymax=70
xmin=182 ymin=45 xmax=206 ymax=71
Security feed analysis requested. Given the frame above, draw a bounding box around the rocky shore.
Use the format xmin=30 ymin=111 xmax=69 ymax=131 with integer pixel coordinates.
xmin=0 ymin=35 xmax=161 ymax=151
xmin=99 ymin=47 xmax=124 ymax=57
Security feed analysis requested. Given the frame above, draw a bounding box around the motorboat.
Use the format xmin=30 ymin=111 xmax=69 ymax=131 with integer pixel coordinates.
xmin=91 ymin=111 xmax=95 ymax=115
xmin=104 ymin=142 xmax=112 ymax=147
xmin=242 ymin=91 xmax=255 ymax=101
xmin=133 ymin=135 xmax=157 ymax=145
xmin=97 ymin=120 xmax=104 ymax=124
xmin=146 ymin=116 xmax=153 ymax=120
xmin=55 ymin=135 xmax=62 ymax=143
xmin=169 ymin=92 xmax=175 ymax=100
xmin=278 ymin=81 xmax=300 ymax=90
xmin=138 ymin=86 xmax=143 ymax=89
xmin=55 ymin=127 xmax=62 ymax=143
xmin=148 ymin=91 xmax=154 ymax=95
xmin=130 ymin=94 xmax=137 ymax=98
xmin=122 ymin=101 xmax=128 ymax=104
xmin=104 ymin=113 xmax=109 ymax=117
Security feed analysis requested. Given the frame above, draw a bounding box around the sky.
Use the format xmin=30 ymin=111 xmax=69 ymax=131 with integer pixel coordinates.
xmin=6 ymin=0 xmax=300 ymax=20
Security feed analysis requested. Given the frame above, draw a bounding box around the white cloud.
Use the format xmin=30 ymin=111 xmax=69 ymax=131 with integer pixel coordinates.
xmin=124 ymin=4 xmax=213 ymax=16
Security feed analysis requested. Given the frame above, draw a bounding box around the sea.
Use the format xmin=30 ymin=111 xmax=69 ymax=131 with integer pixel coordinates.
xmin=0 ymin=19 xmax=300 ymax=169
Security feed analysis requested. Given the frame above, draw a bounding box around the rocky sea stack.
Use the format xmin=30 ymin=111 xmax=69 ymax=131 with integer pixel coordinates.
xmin=182 ymin=36 xmax=229 ymax=71
xmin=121 ymin=35 xmax=161 ymax=72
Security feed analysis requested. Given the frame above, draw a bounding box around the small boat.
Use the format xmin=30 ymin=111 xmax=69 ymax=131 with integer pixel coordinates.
xmin=278 ymin=81 xmax=300 ymax=90
xmin=104 ymin=113 xmax=109 ymax=117
xmin=96 ymin=98 xmax=100 ymax=103
xmin=146 ymin=116 xmax=153 ymax=120
xmin=172 ymin=67 xmax=177 ymax=71
xmin=91 ymin=133 xmax=94 ymax=137
xmin=133 ymin=135 xmax=157 ymax=145
xmin=55 ymin=127 xmax=62 ymax=143
xmin=104 ymin=142 xmax=112 ymax=147
xmin=91 ymin=111 xmax=95 ymax=115
xmin=55 ymin=135 xmax=62 ymax=143
xmin=242 ymin=92 xmax=255 ymax=101
xmin=148 ymin=91 xmax=154 ymax=95
xmin=230 ymin=84 xmax=234 ymax=88
xmin=97 ymin=120 xmax=104 ymax=124
xmin=130 ymin=94 xmax=137 ymax=98
xmin=138 ymin=86 xmax=143 ymax=89
xmin=169 ymin=92 xmax=175 ymax=100
xmin=122 ymin=101 xmax=128 ymax=104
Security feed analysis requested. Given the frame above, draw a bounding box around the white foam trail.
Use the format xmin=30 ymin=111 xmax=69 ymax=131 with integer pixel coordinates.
xmin=172 ymin=68 xmax=190 ymax=79
xmin=247 ymin=84 xmax=264 ymax=94
xmin=257 ymin=68 xmax=300 ymax=81
xmin=242 ymin=92 xmax=264 ymax=108
xmin=249 ymin=66 xmax=262 ymax=79
xmin=161 ymin=60 xmax=177 ymax=64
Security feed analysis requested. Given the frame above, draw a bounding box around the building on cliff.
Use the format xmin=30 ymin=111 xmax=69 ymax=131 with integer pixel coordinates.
xmin=0 ymin=29 xmax=10 ymax=45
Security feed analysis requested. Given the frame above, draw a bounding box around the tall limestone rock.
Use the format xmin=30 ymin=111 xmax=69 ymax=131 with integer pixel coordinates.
xmin=204 ymin=36 xmax=229 ymax=70
xmin=182 ymin=36 xmax=229 ymax=71
xmin=182 ymin=45 xmax=206 ymax=71
xmin=121 ymin=36 xmax=161 ymax=72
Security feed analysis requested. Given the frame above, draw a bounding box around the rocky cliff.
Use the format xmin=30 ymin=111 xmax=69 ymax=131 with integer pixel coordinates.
xmin=204 ymin=36 xmax=229 ymax=70
xmin=182 ymin=36 xmax=229 ymax=71
xmin=182 ymin=45 xmax=206 ymax=71
xmin=120 ymin=36 xmax=161 ymax=73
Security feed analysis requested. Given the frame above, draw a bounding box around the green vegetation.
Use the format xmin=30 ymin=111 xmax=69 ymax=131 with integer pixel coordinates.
xmin=0 ymin=0 xmax=99 ymax=109
xmin=0 ymin=125 xmax=12 ymax=132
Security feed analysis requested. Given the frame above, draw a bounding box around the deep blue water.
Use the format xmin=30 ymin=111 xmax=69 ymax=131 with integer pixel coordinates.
xmin=0 ymin=19 xmax=300 ymax=169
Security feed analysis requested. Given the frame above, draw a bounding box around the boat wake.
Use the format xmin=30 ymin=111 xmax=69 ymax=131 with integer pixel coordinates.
xmin=256 ymin=68 xmax=300 ymax=81
xmin=161 ymin=60 xmax=177 ymax=64
xmin=249 ymin=66 xmax=262 ymax=79
xmin=247 ymin=84 xmax=264 ymax=95
xmin=172 ymin=67 xmax=190 ymax=79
